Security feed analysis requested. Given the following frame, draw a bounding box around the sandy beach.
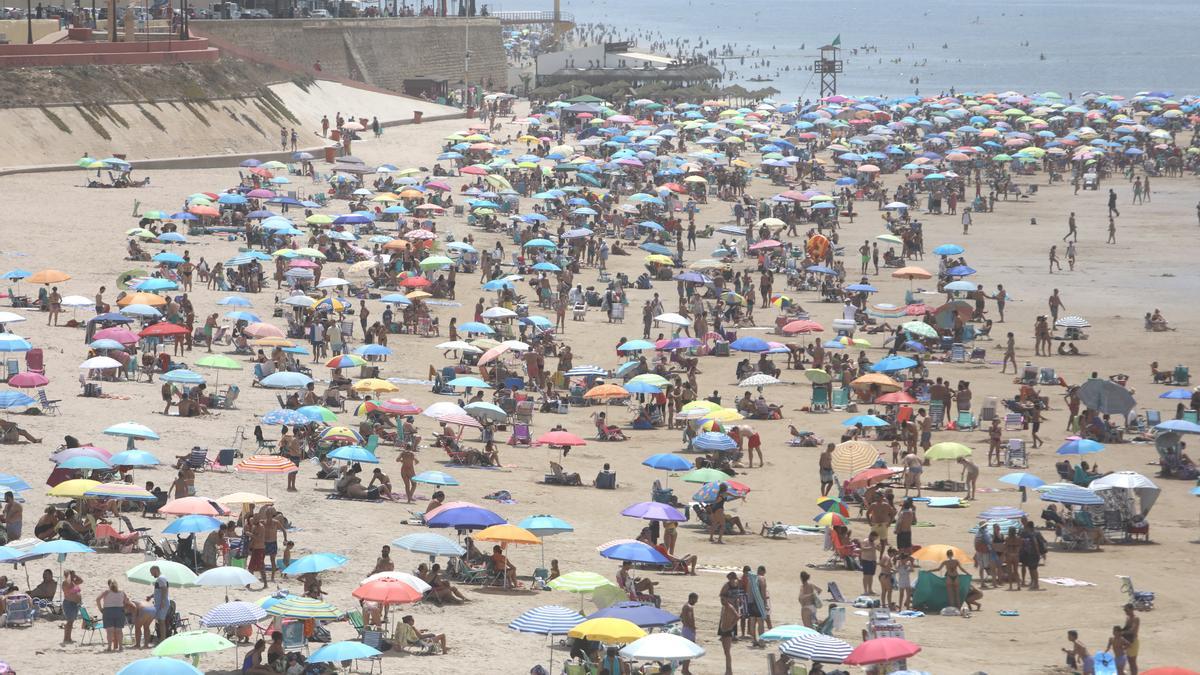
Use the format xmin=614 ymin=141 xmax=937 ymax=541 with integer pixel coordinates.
xmin=0 ymin=99 xmax=1198 ymax=675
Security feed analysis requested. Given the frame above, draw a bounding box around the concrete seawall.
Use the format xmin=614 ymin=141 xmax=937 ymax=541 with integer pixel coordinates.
xmin=192 ymin=18 xmax=507 ymax=94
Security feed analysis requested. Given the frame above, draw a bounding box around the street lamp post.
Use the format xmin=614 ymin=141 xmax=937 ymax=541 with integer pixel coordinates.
xmin=26 ymin=0 xmax=33 ymax=44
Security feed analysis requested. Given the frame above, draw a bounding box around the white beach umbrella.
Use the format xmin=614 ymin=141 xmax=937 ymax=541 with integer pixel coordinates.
xmin=619 ymin=633 xmax=706 ymax=661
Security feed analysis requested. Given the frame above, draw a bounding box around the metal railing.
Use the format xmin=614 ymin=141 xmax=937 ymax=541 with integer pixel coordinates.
xmin=490 ymin=10 xmax=573 ymax=23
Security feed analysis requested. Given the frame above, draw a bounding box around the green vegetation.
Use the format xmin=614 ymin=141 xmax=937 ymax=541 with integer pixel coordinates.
xmin=257 ymin=87 xmax=299 ymax=125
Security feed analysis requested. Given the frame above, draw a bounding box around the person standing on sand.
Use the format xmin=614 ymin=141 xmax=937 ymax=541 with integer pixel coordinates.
xmin=398 ymin=448 xmax=418 ymax=502
xmin=818 ymin=443 xmax=834 ymax=496
xmin=1048 ymin=289 xmax=1065 ymax=323
xmin=1108 ymin=189 xmax=1120 ymax=217
xmin=1063 ymin=630 xmax=1093 ymax=675
xmin=798 ymin=571 xmax=819 ymax=628
xmin=991 ymin=283 xmax=1007 ymax=322
xmin=718 ymin=573 xmax=739 ymax=675
xmin=1063 ymin=212 xmax=1077 ymax=242
xmin=1108 ymin=215 xmax=1117 ymax=244
xmin=1001 ymin=332 xmax=1017 ymax=374
xmin=1066 ymin=241 xmax=1077 ymax=271
xmin=961 ymin=208 xmax=971 ymax=235
xmin=1049 ymin=245 xmax=1061 ymax=273
xmin=679 ymin=593 xmax=698 ymax=675
xmin=1120 ymin=603 xmax=1141 ymax=675
xmin=321 ymin=115 xmax=329 ymax=137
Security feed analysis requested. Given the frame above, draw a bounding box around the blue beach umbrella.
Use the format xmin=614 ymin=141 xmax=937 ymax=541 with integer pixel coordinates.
xmin=164 ymin=515 xmax=223 ymax=535
xmin=598 ymin=540 xmax=669 ymax=565
xmin=842 ymin=414 xmax=889 ymax=427
xmin=692 ymin=432 xmax=737 ymax=452
xmin=282 ymin=553 xmax=348 ymax=576
xmin=327 ymin=445 xmax=379 ymax=463
xmin=261 ymin=409 xmax=311 ymax=426
xmin=412 ymin=470 xmax=459 ymax=486
xmin=641 ymin=453 xmax=692 ymax=471
xmin=999 ymin=472 xmax=1045 ymax=489
xmin=517 ymin=515 xmax=574 ymax=537
xmin=309 ymin=641 xmax=383 ymax=663
xmin=1056 ymin=438 xmax=1105 ymax=455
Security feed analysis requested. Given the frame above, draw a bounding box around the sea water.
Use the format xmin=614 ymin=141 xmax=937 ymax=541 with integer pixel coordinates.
xmin=550 ymin=0 xmax=1200 ymax=98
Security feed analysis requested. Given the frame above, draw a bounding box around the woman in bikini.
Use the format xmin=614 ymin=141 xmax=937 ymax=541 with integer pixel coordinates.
xmin=1003 ymin=526 xmax=1023 ymax=590
xmin=931 ymin=549 xmax=964 ymax=610
xmin=798 ymin=570 xmax=820 ymax=628
xmin=718 ymin=573 xmax=740 ymax=675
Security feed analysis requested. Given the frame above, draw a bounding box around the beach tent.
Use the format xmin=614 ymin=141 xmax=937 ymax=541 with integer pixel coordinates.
xmin=911 ymin=570 xmax=971 ymax=611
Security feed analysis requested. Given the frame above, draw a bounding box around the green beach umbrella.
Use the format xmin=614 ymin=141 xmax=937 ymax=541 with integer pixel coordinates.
xmin=681 ymin=468 xmax=733 ymax=484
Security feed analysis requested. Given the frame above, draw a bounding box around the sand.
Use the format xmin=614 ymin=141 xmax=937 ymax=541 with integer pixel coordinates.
xmin=0 ymin=106 xmax=1197 ymax=675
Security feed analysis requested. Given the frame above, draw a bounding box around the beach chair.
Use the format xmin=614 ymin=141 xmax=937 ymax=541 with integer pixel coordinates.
xmin=358 ymin=630 xmax=386 ymax=673
xmin=979 ymin=397 xmax=998 ymax=422
xmin=3 ymin=593 xmax=35 ymax=626
xmin=347 ymin=610 xmax=366 ymax=638
xmin=1003 ymin=412 xmax=1024 ymax=431
xmin=24 ymin=348 xmax=44 ymax=375
xmin=1144 ymin=409 xmax=1161 ymax=427
xmin=949 ymin=343 xmax=966 ymax=363
xmin=1005 ymin=439 xmax=1027 ymax=468
xmin=215 ymin=385 xmax=240 ymax=409
xmin=1020 ymin=364 xmax=1038 ymax=385
xmin=811 ymin=386 xmax=830 ymax=412
xmin=825 ymin=581 xmax=847 ymax=604
xmin=831 ymin=388 xmax=850 ymax=410
xmin=78 ymin=606 xmax=103 ymax=644
xmin=178 ymin=447 xmax=211 ymax=471
xmin=1184 ymin=410 xmax=1199 ymax=424
xmin=969 ymin=347 xmax=987 ymax=363
xmin=955 ymin=411 xmax=976 ymax=431
xmin=508 ymin=423 xmax=532 ymax=447
xmin=514 ymin=399 xmax=534 ymax=424
xmin=1173 ymin=365 xmax=1189 ymax=385
xmin=280 ymin=619 xmax=308 ymax=654
xmin=1039 ymin=367 xmax=1057 ymax=385
xmin=929 ymin=401 xmax=945 ymax=429
xmin=214 ymin=448 xmax=238 ymax=471
xmin=1117 ymin=575 xmax=1154 ymax=611
xmin=544 ymin=462 xmax=582 ymax=486
xmin=2 ymin=358 xmax=16 ymax=381
xmin=37 ymin=389 xmax=62 ymax=415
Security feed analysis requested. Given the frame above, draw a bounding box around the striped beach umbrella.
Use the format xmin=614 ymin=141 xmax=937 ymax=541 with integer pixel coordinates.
xmin=200 ymin=601 xmax=268 ymax=628
xmin=546 ymin=571 xmax=611 ymax=594
xmin=509 ymin=605 xmax=585 ymax=634
xmin=84 ymin=482 xmax=156 ymax=501
xmin=264 ymin=595 xmax=342 ymax=620
xmin=391 ymin=533 xmax=465 ymax=561
xmin=779 ymin=633 xmax=853 ymax=662
xmin=236 ymin=455 xmax=297 ymax=473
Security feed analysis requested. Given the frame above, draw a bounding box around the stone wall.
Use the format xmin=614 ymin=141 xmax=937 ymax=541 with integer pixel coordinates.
xmin=192 ymin=18 xmax=506 ymax=94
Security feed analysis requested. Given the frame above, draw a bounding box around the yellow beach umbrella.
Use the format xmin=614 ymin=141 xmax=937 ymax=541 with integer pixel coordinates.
xmin=568 ymin=618 xmax=646 ymax=644
xmin=27 ymin=269 xmax=72 ymax=285
xmin=474 ymin=524 xmax=542 ymax=546
xmin=352 ymin=378 xmax=399 ymax=393
xmin=47 ymin=479 xmax=101 ymax=498
xmin=911 ymin=544 xmax=970 ymax=564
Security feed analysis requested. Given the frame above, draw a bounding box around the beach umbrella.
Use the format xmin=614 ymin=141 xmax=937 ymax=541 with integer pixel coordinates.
xmin=1078 ymin=378 xmax=1136 ymax=416
xmin=261 ymin=408 xmax=311 ymax=426
xmin=0 ymin=333 xmax=32 ymax=352
xmin=1057 ymin=438 xmax=1105 ymax=455
xmin=621 ymin=501 xmax=686 ymax=522
xmin=6 ymin=372 xmax=47 ymax=388
xmin=844 ymin=637 xmax=921 ymax=665
xmin=568 ymin=618 xmax=646 ymax=644
xmin=1090 ymin=471 xmax=1161 ymax=514
xmin=327 ymin=445 xmax=379 ymax=463
xmin=910 ymin=544 xmax=970 ymax=564
xmin=161 ymin=369 xmax=205 ymax=385
xmin=924 ymin=442 xmax=972 ymax=460
xmin=84 ymin=482 xmax=155 ymax=501
xmin=117 ymin=658 xmax=202 ymax=675
xmin=411 ymin=470 xmax=459 ymax=486
xmin=153 ymin=630 xmax=235 ymax=661
xmin=830 ymin=441 xmax=880 ymax=475
xmin=978 ymin=506 xmax=1026 ymax=521
xmin=217 ymin=492 xmax=274 ymax=506
xmin=598 ymin=540 xmax=669 ymax=565
xmin=259 ymin=372 xmax=313 ymax=389
xmin=56 ymin=456 xmax=110 ymax=471
xmin=391 ymin=533 xmax=465 ymax=561
xmin=760 ymin=625 xmax=819 ymax=641
xmin=360 ymin=571 xmax=431 ymax=593
xmin=692 ymin=431 xmax=737 ymax=452
xmin=547 ymin=571 xmax=613 ymax=594
xmin=108 ymin=450 xmax=161 ymax=467
xmin=200 ymin=600 xmax=268 ymax=628
xmin=871 ymin=355 xmax=919 ymax=373
xmin=127 ymin=560 xmax=199 ymax=587
xmin=47 ymin=478 xmax=101 ymax=498
xmin=1041 ymin=485 xmax=1105 ymax=507
xmin=196 ymin=568 xmax=259 ymax=601
xmin=161 ymin=497 xmax=229 ymax=517
xmin=164 ymin=515 xmax=222 ymax=535
xmin=236 ymin=455 xmax=297 ymax=495
xmin=0 ymin=390 xmax=40 ymax=412
xmin=104 ymin=422 xmax=159 ymax=450
xmin=1155 ymin=420 xmax=1200 ymax=433
xmin=739 ymin=373 xmax=781 ymax=388
xmin=842 ymin=414 xmax=889 ymax=428
xmin=510 ymin=605 xmax=587 ymax=672
xmin=264 ymin=595 xmax=342 ymax=620
xmin=426 ymin=505 xmax=505 ymax=530
xmin=282 ymin=553 xmax=347 ymax=576
xmin=590 ymin=601 xmax=680 ymax=628
xmin=680 ymin=468 xmax=732 ymax=484
xmin=641 ymin=453 xmax=692 ymax=472
xmin=352 ymin=578 xmax=424 ymax=604
xmin=309 ymin=641 xmax=382 ymax=664
xmin=779 ymin=633 xmax=852 ymax=662
xmin=999 ymin=472 xmax=1045 ymax=489
xmin=518 ymin=515 xmax=574 ymax=537
xmin=1159 ymin=389 xmax=1193 ymax=400
xmin=476 ymin=524 xmax=542 ymax=546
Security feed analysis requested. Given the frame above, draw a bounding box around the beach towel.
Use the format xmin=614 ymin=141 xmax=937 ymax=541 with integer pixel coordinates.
xmin=484 ymin=490 xmax=515 ymax=504
xmin=325 ymin=493 xmax=384 ymax=504
xmin=926 ymin=497 xmax=965 ymax=508
xmin=1041 ymin=577 xmax=1096 ymax=587
xmin=747 ymin=572 xmax=767 ymax=618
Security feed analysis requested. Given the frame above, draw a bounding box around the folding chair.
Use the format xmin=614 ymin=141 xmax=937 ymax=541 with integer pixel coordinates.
xmin=1003 ymin=412 xmax=1025 ymax=431
xmin=37 ymin=389 xmax=62 ymax=415
xmin=2 ymin=593 xmax=35 ymax=626
xmin=955 ymin=411 xmax=976 ymax=431
xmin=79 ymin=605 xmax=104 ymax=644
xmin=929 ymin=400 xmax=945 ymax=429
xmin=949 ymin=344 xmax=966 ymax=363
xmin=358 ymin=630 xmax=386 ymax=673
xmin=514 ymin=400 xmax=535 ymax=424
xmin=810 ymin=386 xmax=830 ymax=412
xmin=1144 ymin=409 xmax=1161 ymax=427
xmin=831 ymin=388 xmax=850 ymax=410
xmin=280 ymin=619 xmax=308 ymax=654
xmin=1184 ymin=410 xmax=1199 ymax=424
xmin=508 ymin=423 xmax=532 ymax=446
xmin=1005 ymin=439 xmax=1027 ymax=468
